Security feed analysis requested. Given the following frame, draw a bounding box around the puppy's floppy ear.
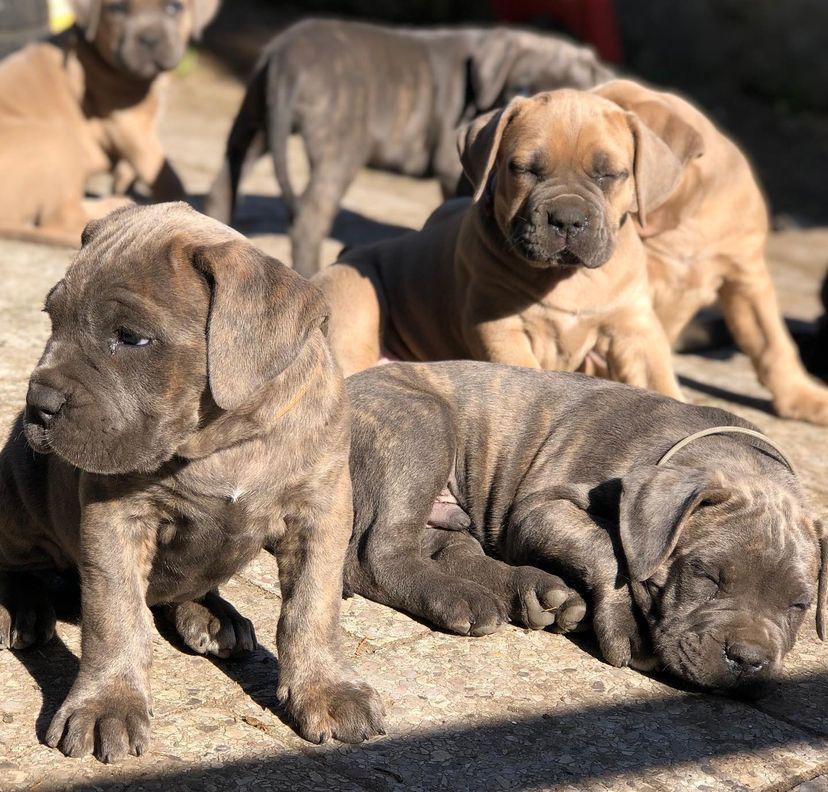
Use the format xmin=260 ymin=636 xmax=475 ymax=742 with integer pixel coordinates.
xmin=457 ymin=98 xmax=525 ymax=202
xmin=625 ymin=114 xmax=686 ymax=228
xmin=620 ymin=465 xmax=724 ymax=581
xmin=190 ymin=0 xmax=221 ymax=40
xmin=596 ymin=80 xmax=704 ymax=227
xmin=468 ymin=30 xmax=520 ymax=111
xmin=192 ymin=239 xmax=328 ymax=411
xmin=71 ymin=0 xmax=102 ymax=41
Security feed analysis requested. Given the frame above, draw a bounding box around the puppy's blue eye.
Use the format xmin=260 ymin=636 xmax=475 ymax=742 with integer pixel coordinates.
xmin=107 ymin=1 xmax=129 ymax=14
xmin=165 ymin=0 xmax=184 ymax=14
xmin=115 ymin=328 xmax=151 ymax=347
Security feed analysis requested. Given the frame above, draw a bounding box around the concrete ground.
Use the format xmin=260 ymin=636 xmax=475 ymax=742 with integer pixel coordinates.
xmin=1 ymin=57 xmax=827 ymax=792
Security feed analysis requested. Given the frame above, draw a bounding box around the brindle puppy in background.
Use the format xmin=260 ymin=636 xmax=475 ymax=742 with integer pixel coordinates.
xmin=0 ymin=203 xmax=383 ymax=762
xmin=344 ymin=362 xmax=826 ymax=695
xmin=0 ymin=0 xmax=220 ymax=246
xmin=205 ymin=18 xmax=613 ymax=276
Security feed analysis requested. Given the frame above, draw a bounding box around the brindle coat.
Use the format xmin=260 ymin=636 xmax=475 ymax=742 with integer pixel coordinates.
xmin=0 ymin=203 xmax=383 ymax=763
xmin=344 ymin=362 xmax=827 ymax=695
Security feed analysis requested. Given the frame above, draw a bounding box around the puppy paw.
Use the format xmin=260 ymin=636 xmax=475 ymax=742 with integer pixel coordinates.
xmin=166 ymin=591 xmax=257 ymax=659
xmin=593 ymin=594 xmax=646 ymax=668
xmin=279 ymin=676 xmax=385 ymax=744
xmin=425 ymin=580 xmax=509 ymax=636
xmin=0 ymin=574 xmax=56 ymax=651
xmin=509 ymin=566 xmax=586 ymax=631
xmin=775 ymin=381 xmax=828 ymax=426
xmin=45 ymin=676 xmax=151 ymax=763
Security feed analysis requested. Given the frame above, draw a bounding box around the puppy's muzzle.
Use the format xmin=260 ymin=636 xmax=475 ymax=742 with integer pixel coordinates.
xmin=724 ymin=640 xmax=772 ymax=678
xmin=25 ymin=381 xmax=66 ymax=429
xmin=543 ymin=201 xmax=589 ymax=240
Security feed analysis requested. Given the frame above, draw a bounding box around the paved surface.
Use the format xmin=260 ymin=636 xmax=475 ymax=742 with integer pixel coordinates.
xmin=0 ymin=57 xmax=827 ymax=792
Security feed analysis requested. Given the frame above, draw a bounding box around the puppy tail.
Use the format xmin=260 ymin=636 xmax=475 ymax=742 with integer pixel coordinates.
xmin=266 ymin=63 xmax=299 ymax=221
xmin=204 ymin=64 xmax=269 ymax=226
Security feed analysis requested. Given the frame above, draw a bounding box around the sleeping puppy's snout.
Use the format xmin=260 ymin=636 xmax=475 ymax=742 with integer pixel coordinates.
xmin=620 ymin=465 xmax=823 ymax=697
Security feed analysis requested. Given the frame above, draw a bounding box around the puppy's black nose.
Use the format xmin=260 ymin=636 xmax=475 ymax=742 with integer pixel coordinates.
xmin=547 ymin=205 xmax=588 ymax=237
xmin=138 ymin=31 xmax=161 ymax=50
xmin=25 ymin=382 xmax=66 ymax=427
xmin=725 ymin=641 xmax=770 ymax=675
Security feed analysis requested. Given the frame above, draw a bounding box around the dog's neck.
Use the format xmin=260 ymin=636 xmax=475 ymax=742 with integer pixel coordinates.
xmin=72 ymin=28 xmax=157 ymax=113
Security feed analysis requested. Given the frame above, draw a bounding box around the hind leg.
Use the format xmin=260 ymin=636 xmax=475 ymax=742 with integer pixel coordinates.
xmin=287 ymin=139 xmax=364 ymax=277
xmin=0 ymin=571 xmax=56 ymax=650
xmin=719 ymin=256 xmax=828 ymax=424
xmin=313 ymin=260 xmax=385 ymax=375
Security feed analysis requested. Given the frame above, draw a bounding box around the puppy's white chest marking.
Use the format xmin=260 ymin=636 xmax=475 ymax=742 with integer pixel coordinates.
xmin=226 ymin=487 xmax=246 ymax=503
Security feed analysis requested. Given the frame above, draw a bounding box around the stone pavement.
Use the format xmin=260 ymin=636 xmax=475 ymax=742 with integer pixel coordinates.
xmin=0 ymin=57 xmax=826 ymax=791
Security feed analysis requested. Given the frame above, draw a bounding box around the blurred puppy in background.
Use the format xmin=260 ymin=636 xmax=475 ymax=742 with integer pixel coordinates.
xmin=0 ymin=0 xmax=219 ymax=246
xmin=206 ymin=18 xmax=613 ymax=275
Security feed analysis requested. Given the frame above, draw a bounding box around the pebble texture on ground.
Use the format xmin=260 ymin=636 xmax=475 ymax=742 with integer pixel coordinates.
xmin=0 ymin=58 xmax=826 ymax=791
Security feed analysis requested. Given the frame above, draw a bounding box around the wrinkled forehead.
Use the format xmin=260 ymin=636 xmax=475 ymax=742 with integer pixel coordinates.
xmin=54 ymin=204 xmax=235 ymax=318
xmin=502 ymin=91 xmax=633 ymax=166
xmin=681 ymin=489 xmax=819 ymax=582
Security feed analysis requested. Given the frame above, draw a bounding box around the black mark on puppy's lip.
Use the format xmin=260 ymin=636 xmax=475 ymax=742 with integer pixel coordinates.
xmin=556 ymin=249 xmax=583 ymax=267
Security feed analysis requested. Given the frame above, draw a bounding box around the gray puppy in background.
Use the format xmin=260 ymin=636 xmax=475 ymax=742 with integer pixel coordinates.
xmin=205 ymin=18 xmax=613 ymax=276
xmin=344 ymin=361 xmax=826 ymax=695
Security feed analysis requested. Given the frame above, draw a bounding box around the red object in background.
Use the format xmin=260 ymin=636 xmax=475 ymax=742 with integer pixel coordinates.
xmin=490 ymin=0 xmax=623 ymax=64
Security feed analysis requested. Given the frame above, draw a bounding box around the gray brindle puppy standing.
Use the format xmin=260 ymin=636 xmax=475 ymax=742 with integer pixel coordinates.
xmin=0 ymin=204 xmax=383 ymax=762
xmin=344 ymin=362 xmax=826 ymax=693
xmin=205 ymin=18 xmax=613 ymax=276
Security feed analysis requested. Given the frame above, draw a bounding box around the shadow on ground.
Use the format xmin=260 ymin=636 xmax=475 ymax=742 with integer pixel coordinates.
xmin=11 ymin=601 xmax=828 ymax=791
xmin=189 ymin=193 xmax=414 ymax=250
xmin=59 ymin=669 xmax=828 ymax=790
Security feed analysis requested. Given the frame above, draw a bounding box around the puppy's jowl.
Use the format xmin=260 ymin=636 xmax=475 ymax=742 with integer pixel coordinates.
xmin=0 ymin=203 xmax=383 ymax=762
xmin=344 ymin=362 xmax=826 ymax=696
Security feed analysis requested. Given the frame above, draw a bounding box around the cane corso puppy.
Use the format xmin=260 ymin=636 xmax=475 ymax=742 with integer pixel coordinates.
xmin=317 ymin=80 xmax=828 ymax=425
xmin=205 ymin=18 xmax=613 ymax=275
xmin=0 ymin=0 xmax=219 ymax=246
xmin=0 ymin=203 xmax=383 ymax=762
xmin=344 ymin=362 xmax=826 ymax=694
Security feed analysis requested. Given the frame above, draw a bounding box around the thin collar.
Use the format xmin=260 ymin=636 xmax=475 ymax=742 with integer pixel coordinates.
xmin=657 ymin=425 xmax=796 ymax=477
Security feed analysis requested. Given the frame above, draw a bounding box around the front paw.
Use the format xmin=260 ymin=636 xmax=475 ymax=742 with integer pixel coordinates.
xmin=45 ymin=676 xmax=151 ymax=763
xmin=593 ymin=594 xmax=648 ymax=668
xmin=424 ymin=579 xmax=510 ymax=637
xmin=509 ymin=566 xmax=587 ymax=632
xmin=0 ymin=574 xmax=56 ymax=651
xmin=775 ymin=380 xmax=828 ymax=425
xmin=278 ymin=675 xmax=385 ymax=744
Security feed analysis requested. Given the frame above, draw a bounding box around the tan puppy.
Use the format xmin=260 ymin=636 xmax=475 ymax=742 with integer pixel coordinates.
xmin=596 ymin=80 xmax=828 ymax=424
xmin=0 ymin=0 xmax=218 ymax=246
xmin=316 ymin=84 xmax=685 ymax=398
xmin=0 ymin=203 xmax=383 ymax=761
xmin=316 ymin=80 xmax=828 ymax=424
